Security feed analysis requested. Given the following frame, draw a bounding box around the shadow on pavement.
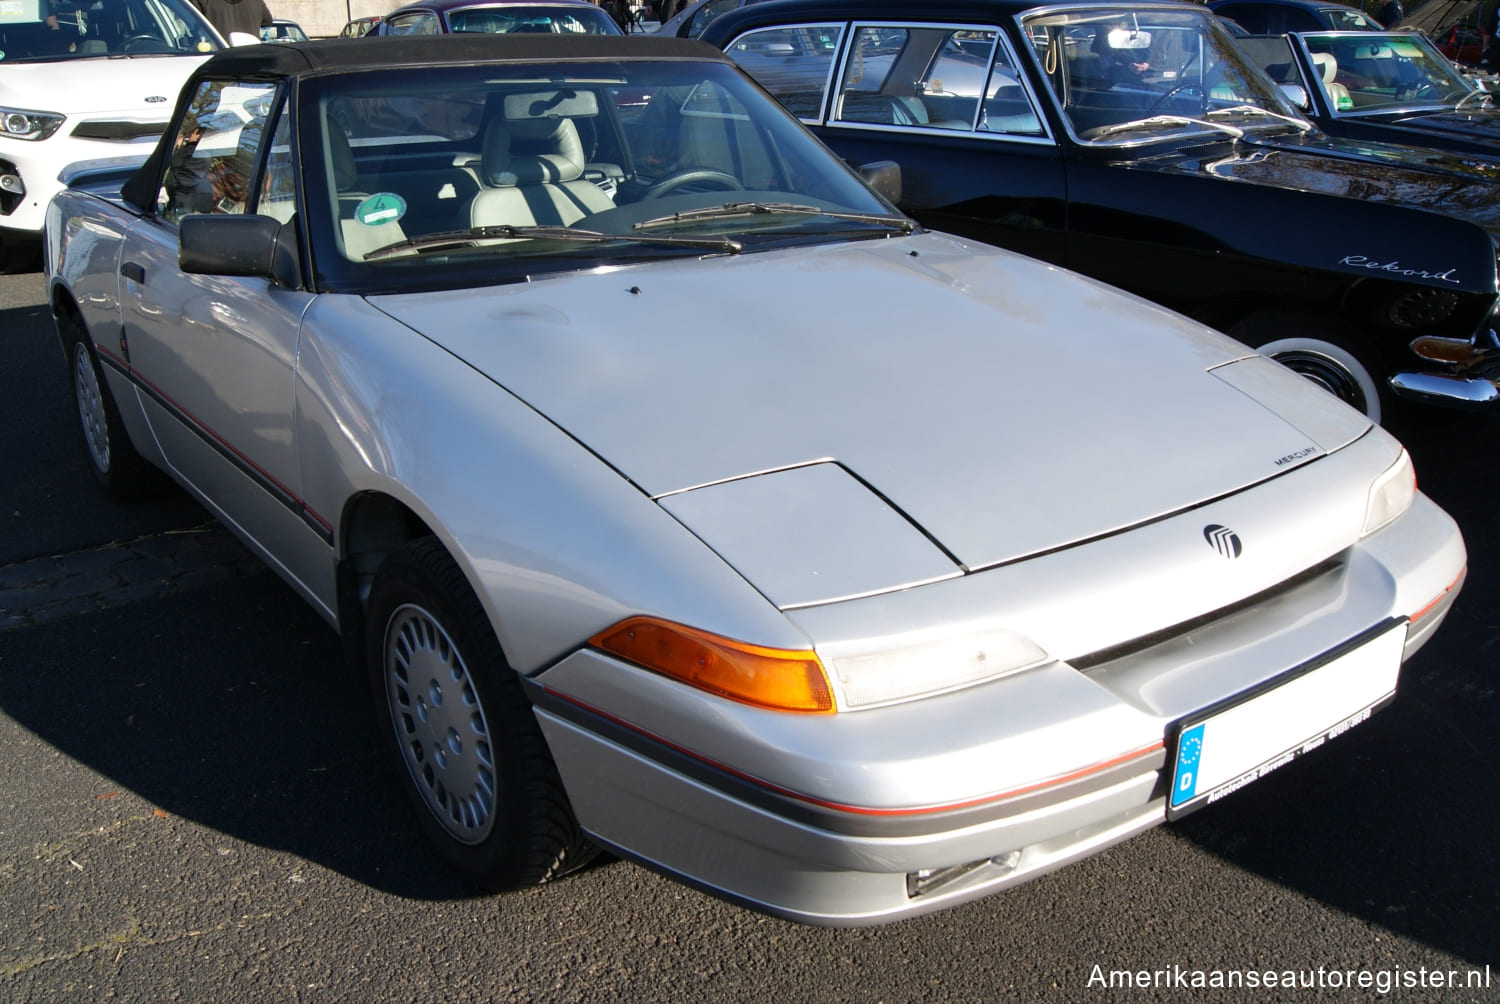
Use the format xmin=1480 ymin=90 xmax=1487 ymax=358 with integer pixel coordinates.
xmin=0 ymin=569 xmax=483 ymax=902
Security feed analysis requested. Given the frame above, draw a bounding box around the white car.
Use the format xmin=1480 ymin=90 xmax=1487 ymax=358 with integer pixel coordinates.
xmin=45 ymin=36 xmax=1467 ymax=925
xmin=0 ymin=0 xmax=222 ymax=269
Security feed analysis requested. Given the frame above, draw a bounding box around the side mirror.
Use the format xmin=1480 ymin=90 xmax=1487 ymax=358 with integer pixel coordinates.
xmin=859 ymin=160 xmax=902 ymax=206
xmin=179 ymin=213 xmax=299 ymax=287
xmin=1280 ymin=83 xmax=1310 ymax=111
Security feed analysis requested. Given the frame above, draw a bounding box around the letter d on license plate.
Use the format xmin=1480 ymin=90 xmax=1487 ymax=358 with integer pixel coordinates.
xmin=1167 ymin=620 xmax=1405 ymax=819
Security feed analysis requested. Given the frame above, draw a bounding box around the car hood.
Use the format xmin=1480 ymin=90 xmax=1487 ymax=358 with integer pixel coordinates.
xmin=1382 ymin=107 xmax=1500 ymax=140
xmin=370 ymin=233 xmax=1366 ymax=596
xmin=1166 ymin=131 xmax=1500 ymax=234
xmin=0 ymin=55 xmax=207 ymax=120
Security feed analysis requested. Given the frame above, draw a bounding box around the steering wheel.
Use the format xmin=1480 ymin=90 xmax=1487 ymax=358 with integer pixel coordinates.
xmin=640 ymin=169 xmax=744 ymax=200
xmin=1146 ymin=81 xmax=1203 ymax=114
xmin=1396 ymin=81 xmax=1437 ymax=101
xmin=121 ymin=34 xmax=171 ymax=53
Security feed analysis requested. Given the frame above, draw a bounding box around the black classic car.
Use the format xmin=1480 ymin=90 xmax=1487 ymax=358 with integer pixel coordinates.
xmin=1240 ymin=29 xmax=1500 ymax=157
xmin=702 ymin=0 xmax=1500 ymax=423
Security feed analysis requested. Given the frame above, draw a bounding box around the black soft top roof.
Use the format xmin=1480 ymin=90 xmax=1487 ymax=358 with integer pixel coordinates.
xmin=197 ymin=34 xmax=731 ymax=78
xmin=120 ymin=35 xmax=731 ymax=213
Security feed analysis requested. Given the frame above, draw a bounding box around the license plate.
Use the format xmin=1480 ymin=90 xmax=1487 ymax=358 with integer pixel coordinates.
xmin=1167 ymin=620 xmax=1405 ymax=819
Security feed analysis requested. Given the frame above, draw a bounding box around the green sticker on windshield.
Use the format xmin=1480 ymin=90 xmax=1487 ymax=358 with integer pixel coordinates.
xmin=355 ymin=193 xmax=406 ymax=226
xmin=1388 ymin=41 xmax=1423 ymax=58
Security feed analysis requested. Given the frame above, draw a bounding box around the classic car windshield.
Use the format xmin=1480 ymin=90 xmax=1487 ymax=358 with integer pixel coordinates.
xmin=1021 ymin=7 xmax=1306 ymax=142
xmin=300 ymin=59 xmax=900 ymax=287
xmin=0 ymin=0 xmax=221 ymax=62
xmin=1296 ymin=31 xmax=1478 ymax=113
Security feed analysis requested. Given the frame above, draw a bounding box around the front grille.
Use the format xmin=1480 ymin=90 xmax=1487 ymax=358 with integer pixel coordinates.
xmin=1070 ymin=557 xmax=1346 ymax=672
xmin=70 ymin=121 xmax=169 ymax=141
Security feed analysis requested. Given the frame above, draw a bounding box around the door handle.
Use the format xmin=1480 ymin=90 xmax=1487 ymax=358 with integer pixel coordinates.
xmin=120 ymin=261 xmax=145 ymax=283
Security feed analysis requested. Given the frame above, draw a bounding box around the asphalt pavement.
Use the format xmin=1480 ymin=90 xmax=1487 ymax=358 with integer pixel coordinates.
xmin=1 ymin=267 xmax=1495 ymax=1003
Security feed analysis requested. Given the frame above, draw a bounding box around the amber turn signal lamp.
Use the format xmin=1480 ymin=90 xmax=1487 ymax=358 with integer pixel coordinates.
xmin=590 ymin=617 xmax=835 ymax=713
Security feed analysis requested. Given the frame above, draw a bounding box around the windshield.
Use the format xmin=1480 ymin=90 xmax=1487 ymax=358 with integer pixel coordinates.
xmin=1021 ymin=7 xmax=1307 ymax=143
xmin=1297 ymin=31 xmax=1478 ymax=113
xmin=0 ymin=0 xmax=221 ymax=63
xmin=444 ymin=5 xmax=622 ymax=35
xmin=299 ymin=58 xmax=902 ymax=292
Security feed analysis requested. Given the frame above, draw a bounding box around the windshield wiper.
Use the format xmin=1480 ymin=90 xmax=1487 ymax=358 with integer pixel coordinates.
xmin=1084 ymin=115 xmax=1245 ymax=140
xmin=1456 ymin=87 xmax=1493 ymax=111
xmin=1205 ymin=104 xmax=1313 ymax=133
xmin=363 ymin=224 xmax=741 ymax=261
xmin=633 ymin=202 xmax=914 ymax=233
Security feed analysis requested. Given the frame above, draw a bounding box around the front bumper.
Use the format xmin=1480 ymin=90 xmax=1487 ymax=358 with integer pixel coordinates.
xmin=1 ymin=130 xmax=161 ymax=235
xmin=529 ymin=438 xmax=1465 ymax=925
xmin=1390 ymin=328 xmax=1500 ymax=411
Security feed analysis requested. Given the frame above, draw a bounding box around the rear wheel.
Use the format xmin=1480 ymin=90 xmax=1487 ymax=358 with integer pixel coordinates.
xmin=64 ymin=312 xmax=160 ymax=497
xmin=1230 ymin=312 xmax=1384 ymax=424
xmin=366 ymin=538 xmax=597 ymax=890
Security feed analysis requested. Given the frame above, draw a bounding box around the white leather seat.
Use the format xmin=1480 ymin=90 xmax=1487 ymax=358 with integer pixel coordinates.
xmin=467 ymin=109 xmax=615 ymax=228
xmin=330 ymin=125 xmax=407 ymax=260
xmin=1311 ymin=52 xmax=1353 ymax=111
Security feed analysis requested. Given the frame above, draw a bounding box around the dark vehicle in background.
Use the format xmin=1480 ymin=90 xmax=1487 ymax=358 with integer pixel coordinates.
xmin=1207 ymin=0 xmax=1382 ymax=33
xmin=1242 ymin=29 xmax=1500 ymax=152
xmin=374 ymin=0 xmax=622 ymax=35
xmin=704 ymin=0 xmax=1500 ymax=423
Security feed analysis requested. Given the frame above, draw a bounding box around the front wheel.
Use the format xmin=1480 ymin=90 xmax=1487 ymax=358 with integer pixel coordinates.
xmin=1230 ymin=314 xmax=1384 ymax=424
xmin=366 ymin=538 xmax=597 ymax=890
xmin=65 ymin=313 xmax=160 ymax=497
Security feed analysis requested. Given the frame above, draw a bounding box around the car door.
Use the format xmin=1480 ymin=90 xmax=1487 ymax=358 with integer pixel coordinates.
xmin=117 ymin=77 xmax=326 ymax=586
xmin=726 ymin=19 xmax=1067 ymax=265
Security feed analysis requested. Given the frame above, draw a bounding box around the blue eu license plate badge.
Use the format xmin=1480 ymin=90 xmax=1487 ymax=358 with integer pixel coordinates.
xmin=1167 ymin=621 xmax=1405 ymax=820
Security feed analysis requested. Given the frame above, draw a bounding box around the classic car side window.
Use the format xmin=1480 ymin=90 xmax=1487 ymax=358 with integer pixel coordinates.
xmin=978 ymin=37 xmax=1046 ymax=135
xmin=385 ymin=11 xmax=440 ymax=35
xmin=834 ymin=25 xmax=1038 ymax=134
xmin=725 ymin=24 xmax=844 ymax=121
xmin=158 ymin=79 xmax=279 ymax=225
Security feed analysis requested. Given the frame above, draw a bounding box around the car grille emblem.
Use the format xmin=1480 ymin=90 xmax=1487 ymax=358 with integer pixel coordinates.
xmin=1204 ymin=524 xmax=1242 ymax=559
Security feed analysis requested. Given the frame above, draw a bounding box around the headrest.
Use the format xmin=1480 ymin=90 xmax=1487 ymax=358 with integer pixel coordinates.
xmin=481 ymin=116 xmax=586 ymax=186
xmin=1310 ymin=51 xmax=1338 ymax=82
xmin=329 ymin=125 xmax=357 ymax=189
xmin=503 ymin=89 xmax=599 ymax=121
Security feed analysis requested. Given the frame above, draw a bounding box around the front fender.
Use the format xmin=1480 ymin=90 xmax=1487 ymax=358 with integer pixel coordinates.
xmin=293 ymin=294 xmax=803 ymax=675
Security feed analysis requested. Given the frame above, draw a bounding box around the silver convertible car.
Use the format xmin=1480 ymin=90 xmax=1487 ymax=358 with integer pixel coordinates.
xmin=43 ymin=36 xmax=1465 ymax=925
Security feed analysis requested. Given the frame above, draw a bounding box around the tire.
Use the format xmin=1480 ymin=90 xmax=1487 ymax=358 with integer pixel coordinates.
xmin=1230 ymin=313 xmax=1384 ymax=425
xmin=366 ymin=538 xmax=598 ymax=891
xmin=64 ymin=312 xmax=161 ymax=498
xmin=1 ymin=237 xmax=38 ymax=274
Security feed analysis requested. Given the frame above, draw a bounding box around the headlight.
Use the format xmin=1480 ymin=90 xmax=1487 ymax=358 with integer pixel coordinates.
xmin=830 ymin=628 xmax=1050 ymax=710
xmin=1362 ymin=449 xmax=1416 ymax=537
xmin=1 ymin=108 xmax=66 ymax=142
